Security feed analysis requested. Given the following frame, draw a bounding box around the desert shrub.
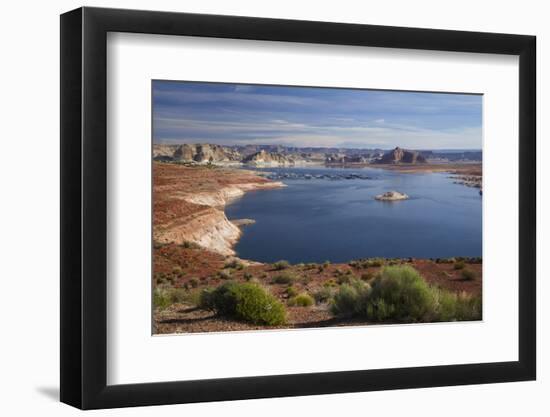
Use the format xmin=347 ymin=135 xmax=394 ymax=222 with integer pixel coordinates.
xmin=365 ymin=266 xmax=437 ymax=322
xmin=153 ymin=288 xmax=171 ymax=310
xmin=331 ymin=279 xmax=372 ymax=317
xmin=366 ymin=258 xmax=384 ymax=268
xmin=337 ymin=273 xmax=356 ymax=285
xmin=436 ymin=257 xmax=455 ymax=264
xmin=301 ymin=275 xmax=312 ymax=285
xmin=288 ymin=293 xmax=315 ymax=307
xmin=272 ymin=272 xmax=295 ymax=285
xmin=272 ymin=260 xmax=290 ymax=271
xmin=218 ymin=269 xmax=232 ymax=280
xmin=435 ymin=290 xmax=482 ymax=321
xmin=453 ymin=261 xmax=465 ymax=270
xmin=286 ymin=286 xmax=298 ymax=297
xmin=200 ymin=282 xmax=286 ymax=325
xmin=153 ymin=287 xmax=201 ymax=310
xmin=360 ymin=272 xmax=373 ymax=281
xmin=330 ymin=265 xmax=480 ymax=323
xmin=225 ymin=259 xmax=244 ymax=270
xmin=189 ymin=278 xmax=199 ymax=288
xmin=172 ymin=266 xmax=183 ymax=276
xmin=243 ymin=272 xmax=253 ymax=281
xmin=323 ymin=279 xmax=338 ymax=288
xmin=461 ymin=269 xmax=476 ymax=281
xmin=331 ymin=266 xmax=436 ymax=322
xmin=454 ymin=293 xmax=482 ymax=320
xmin=313 ymin=287 xmax=336 ymax=304
xmin=154 ymin=272 xmax=166 ymax=285
xmin=333 ymin=269 xmax=344 ymax=277
xmin=180 ymin=241 xmax=200 ymax=249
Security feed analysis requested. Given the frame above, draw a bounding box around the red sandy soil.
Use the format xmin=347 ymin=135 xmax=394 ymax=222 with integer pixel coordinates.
xmin=153 ymin=243 xmax=482 ymax=334
xmin=154 ymin=162 xmax=275 ymax=226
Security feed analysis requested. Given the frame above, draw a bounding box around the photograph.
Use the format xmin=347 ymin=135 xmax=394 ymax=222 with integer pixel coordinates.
xmin=152 ymin=81 xmax=483 ymax=334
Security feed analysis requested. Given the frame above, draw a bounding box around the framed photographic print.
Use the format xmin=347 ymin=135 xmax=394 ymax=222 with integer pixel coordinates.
xmin=60 ymin=7 xmax=536 ymax=409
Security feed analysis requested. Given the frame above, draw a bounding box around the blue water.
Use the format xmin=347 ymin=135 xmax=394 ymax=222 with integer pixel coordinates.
xmin=225 ymin=167 xmax=482 ymax=263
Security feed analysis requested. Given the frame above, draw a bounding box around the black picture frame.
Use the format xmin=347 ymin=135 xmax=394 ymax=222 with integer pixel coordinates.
xmin=60 ymin=6 xmax=536 ymax=410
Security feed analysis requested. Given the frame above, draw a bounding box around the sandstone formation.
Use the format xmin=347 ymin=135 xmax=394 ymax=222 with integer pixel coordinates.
xmin=153 ymin=163 xmax=283 ymax=256
xmin=377 ymin=147 xmax=426 ymax=164
xmin=153 ymin=143 xmax=241 ymax=164
xmin=375 ymin=191 xmax=409 ymax=201
xmin=242 ymin=150 xmax=301 ymax=166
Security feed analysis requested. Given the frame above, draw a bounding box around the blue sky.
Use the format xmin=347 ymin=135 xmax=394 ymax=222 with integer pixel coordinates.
xmin=153 ymin=81 xmax=482 ymax=150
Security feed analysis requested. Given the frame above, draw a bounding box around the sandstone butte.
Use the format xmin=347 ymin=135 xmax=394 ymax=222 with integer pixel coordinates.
xmin=153 ymin=163 xmax=284 ymax=256
xmin=375 ymin=190 xmax=409 ymax=201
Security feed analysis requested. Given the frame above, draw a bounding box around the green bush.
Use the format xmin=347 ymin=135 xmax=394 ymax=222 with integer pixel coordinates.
xmin=218 ymin=269 xmax=232 ymax=280
xmin=331 ymin=279 xmax=372 ymax=317
xmin=453 ymin=261 xmax=465 ymax=270
xmin=180 ymin=241 xmax=200 ymax=249
xmin=200 ymin=282 xmax=286 ymax=325
xmin=243 ymin=272 xmax=253 ymax=281
xmin=360 ymin=272 xmax=373 ymax=281
xmin=153 ymin=288 xmax=171 ymax=310
xmin=435 ymin=257 xmax=455 ymax=264
xmin=330 ymin=265 xmax=481 ymax=323
xmin=288 ymin=292 xmax=315 ymax=307
xmin=313 ymin=287 xmax=336 ymax=304
xmin=272 ymin=260 xmax=290 ymax=270
xmin=225 ymin=259 xmax=244 ymax=270
xmin=286 ymin=286 xmax=298 ymax=297
xmin=333 ymin=269 xmax=343 ymax=277
xmin=323 ymin=279 xmax=338 ymax=288
xmin=366 ymin=258 xmax=384 ymax=267
xmin=337 ymin=273 xmax=356 ymax=285
xmin=461 ymin=269 xmax=476 ymax=281
xmin=189 ymin=278 xmax=199 ymax=288
xmin=272 ymin=272 xmax=295 ymax=285
xmin=365 ymin=266 xmax=437 ymax=322
xmin=436 ymin=290 xmax=482 ymax=321
xmin=153 ymin=287 xmax=202 ymax=310
xmin=172 ymin=266 xmax=183 ymax=276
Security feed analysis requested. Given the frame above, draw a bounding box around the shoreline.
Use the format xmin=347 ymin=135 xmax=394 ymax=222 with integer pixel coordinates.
xmin=153 ymin=162 xmax=284 ymax=256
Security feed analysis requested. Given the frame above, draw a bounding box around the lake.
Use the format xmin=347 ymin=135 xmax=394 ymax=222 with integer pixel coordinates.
xmin=225 ymin=166 xmax=482 ymax=263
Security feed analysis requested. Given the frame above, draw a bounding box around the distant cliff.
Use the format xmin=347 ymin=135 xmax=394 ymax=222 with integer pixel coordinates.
xmin=242 ymin=150 xmax=301 ymax=166
xmin=377 ymin=147 xmax=427 ymax=164
xmin=153 ymin=144 xmax=241 ymax=163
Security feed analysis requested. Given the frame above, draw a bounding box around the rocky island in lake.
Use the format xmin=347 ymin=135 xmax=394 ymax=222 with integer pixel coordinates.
xmin=375 ymin=190 xmax=409 ymax=201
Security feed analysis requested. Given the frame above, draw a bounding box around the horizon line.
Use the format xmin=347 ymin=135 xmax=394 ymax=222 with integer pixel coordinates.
xmin=152 ymin=141 xmax=482 ymax=152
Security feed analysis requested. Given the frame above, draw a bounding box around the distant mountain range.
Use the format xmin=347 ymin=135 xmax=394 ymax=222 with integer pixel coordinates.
xmin=153 ymin=143 xmax=482 ymax=166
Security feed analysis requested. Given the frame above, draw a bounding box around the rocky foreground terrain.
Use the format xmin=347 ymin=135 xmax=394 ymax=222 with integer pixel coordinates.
xmin=153 ymin=162 xmax=482 ymax=334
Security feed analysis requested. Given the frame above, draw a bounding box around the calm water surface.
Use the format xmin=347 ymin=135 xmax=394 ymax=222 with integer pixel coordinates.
xmin=225 ymin=167 xmax=482 ymax=263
